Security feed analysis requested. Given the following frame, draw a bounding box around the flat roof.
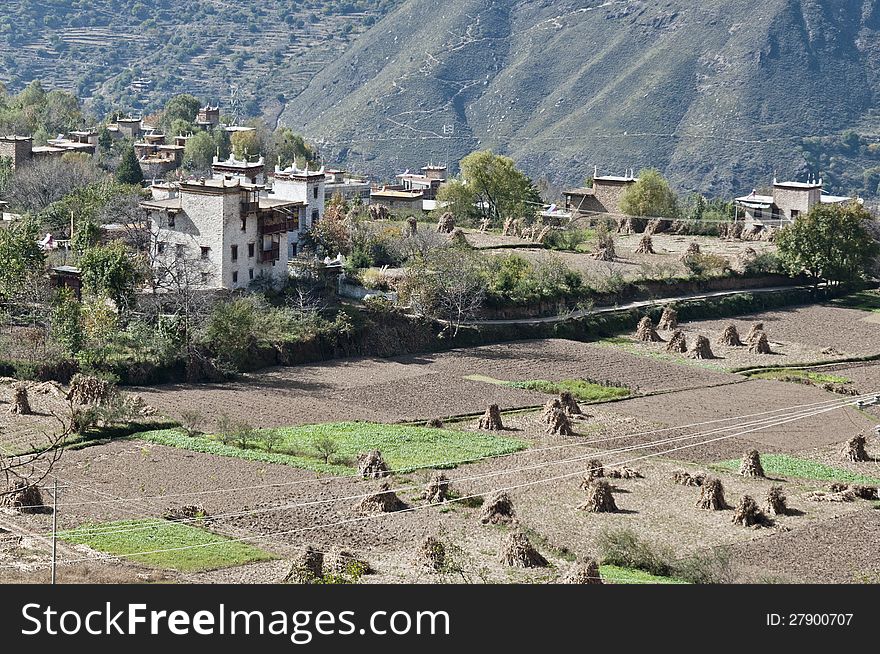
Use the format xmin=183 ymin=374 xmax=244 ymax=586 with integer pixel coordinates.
xmin=371 ymin=189 xmax=424 ymax=199
xmin=774 ymin=181 xmax=821 ymax=189
xmin=141 ymin=198 xmax=182 ymax=211
xmin=260 ymin=198 xmax=305 ymax=210
xmin=594 ymin=175 xmax=638 ymax=183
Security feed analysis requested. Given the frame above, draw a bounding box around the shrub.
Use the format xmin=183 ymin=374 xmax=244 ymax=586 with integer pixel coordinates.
xmin=596 ymin=528 xmax=673 ymax=577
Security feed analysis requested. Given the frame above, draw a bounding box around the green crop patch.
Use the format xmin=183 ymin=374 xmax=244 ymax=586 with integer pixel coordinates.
xmin=599 ymin=565 xmax=689 ymax=585
xmin=60 ymin=520 xmax=273 ymax=572
xmin=507 ymin=379 xmax=631 ymax=403
xmin=132 ymin=422 xmax=526 ymax=475
xmin=744 ymin=368 xmax=851 ymax=385
xmin=715 ymin=454 xmax=880 ymax=485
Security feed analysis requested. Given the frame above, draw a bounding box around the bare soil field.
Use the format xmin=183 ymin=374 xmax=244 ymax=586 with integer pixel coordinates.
xmin=607 ymin=379 xmax=875 ymax=461
xmin=127 ymin=339 xmax=742 ymax=430
xmin=614 ymin=304 xmax=880 ymax=371
xmin=4 ymin=379 xmax=873 ymax=584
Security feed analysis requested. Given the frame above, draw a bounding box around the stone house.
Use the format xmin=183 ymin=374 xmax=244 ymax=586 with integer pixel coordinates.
xmin=395 ymin=164 xmax=447 ymax=200
xmin=735 ymin=177 xmax=854 ymax=226
xmin=564 ymin=169 xmax=638 ymax=218
xmin=141 ymin=178 xmax=306 ymax=290
xmin=324 ymin=168 xmax=371 ymax=205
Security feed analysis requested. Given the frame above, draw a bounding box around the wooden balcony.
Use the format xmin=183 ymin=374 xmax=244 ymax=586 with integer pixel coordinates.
xmin=260 ymin=243 xmax=281 ymax=264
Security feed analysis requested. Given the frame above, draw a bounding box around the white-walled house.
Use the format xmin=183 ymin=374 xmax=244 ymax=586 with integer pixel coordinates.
xmin=269 ymin=163 xmax=325 ymax=260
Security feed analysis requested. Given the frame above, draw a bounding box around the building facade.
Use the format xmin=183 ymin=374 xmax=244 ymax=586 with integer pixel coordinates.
xmin=564 ymin=170 xmax=638 ymax=218
xmin=735 ymin=177 xmax=854 ymax=225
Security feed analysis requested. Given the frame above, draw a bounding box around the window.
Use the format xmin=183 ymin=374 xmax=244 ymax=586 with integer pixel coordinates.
xmin=248 ymin=242 xmax=255 ymax=258
xmin=231 ymin=244 xmax=238 ymax=262
xmin=157 ymin=241 xmax=166 ymax=254
xmin=248 ymin=268 xmax=254 ymax=280
xmin=241 ymin=216 xmax=247 ymax=231
xmin=201 ymin=272 xmax=210 ymax=284
xmin=312 ymin=209 xmax=319 ymax=223
xmin=790 ymin=209 xmax=800 ymax=220
xmin=200 ymin=246 xmax=210 ymax=260
xmin=232 ymin=271 xmax=238 ymax=284
xmin=313 ymin=186 xmax=318 ymax=199
xmin=167 ymin=214 xmax=176 ymax=228
xmin=176 ymin=244 xmax=186 ymax=257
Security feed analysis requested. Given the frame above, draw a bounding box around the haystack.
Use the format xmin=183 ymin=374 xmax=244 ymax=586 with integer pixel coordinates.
xmin=561 ymin=559 xmax=603 ymax=584
xmin=592 ymin=236 xmax=616 ymax=261
xmin=635 ymin=316 xmax=663 ymax=342
xmin=749 ymin=331 xmax=772 ymax=355
xmin=449 ymin=228 xmax=468 ymax=246
xmin=356 ymin=482 xmax=405 ymax=514
xmin=687 ymin=335 xmax=715 ymax=360
xmin=502 ymin=217 xmax=518 ymax=236
xmin=0 ymin=480 xmax=43 ymax=513
xmin=829 ymin=483 xmax=877 ymax=500
xmin=406 ymin=216 xmax=418 ymax=235
xmin=739 ymin=450 xmax=765 ymax=478
xmin=419 ymin=536 xmax=446 ymax=571
xmin=680 ymin=241 xmax=701 ymax=262
xmin=635 ymin=234 xmax=655 ymax=255
xmin=480 ymin=491 xmax=515 ymax=525
xmin=559 ymin=391 xmax=583 ymax=416
xmin=658 ymin=306 xmax=678 ymax=331
xmin=579 ymin=459 xmax=605 ymax=486
xmin=717 ymin=324 xmax=744 ymax=347
xmin=163 ymin=504 xmax=210 ymax=522
xmin=842 ymin=434 xmax=869 ymax=463
xmin=541 ymin=398 xmax=564 ymax=423
xmin=369 ymin=204 xmax=389 ymax=221
xmin=732 ymin=495 xmax=766 ymax=527
xmin=545 ymin=407 xmax=574 ymax=437
xmin=324 ymin=547 xmax=372 ymax=576
xmin=765 ymin=485 xmax=788 ymax=516
xmin=666 ymin=330 xmax=687 ymax=353
xmin=357 ymin=450 xmax=390 ymax=479
xmin=498 ymin=532 xmax=548 ymax=568
xmin=67 ymin=374 xmax=114 ymax=405
xmin=745 ymin=322 xmax=764 ymax=344
xmin=422 ymin=471 xmax=451 ymax=504
xmin=478 ymin=404 xmax=504 ymax=431
xmin=579 ymin=479 xmax=618 ymax=513
xmin=607 ymin=466 xmax=644 ymax=480
xmin=6 ymin=384 xmax=32 ymax=415
xmin=282 ymin=545 xmax=324 ymax=584
xmin=805 ymin=489 xmax=856 ymax=503
xmin=672 ymin=471 xmax=705 ymax=487
xmin=696 ymin=477 xmax=728 ymax=510
xmin=437 ymin=212 xmax=455 ymax=234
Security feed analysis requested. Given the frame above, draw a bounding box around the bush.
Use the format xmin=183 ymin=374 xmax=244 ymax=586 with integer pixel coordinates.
xmin=596 ymin=528 xmax=674 ymax=577
xmin=672 ymin=548 xmax=735 ymax=584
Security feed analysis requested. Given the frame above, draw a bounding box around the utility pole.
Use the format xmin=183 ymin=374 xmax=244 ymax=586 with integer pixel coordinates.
xmin=51 ymin=478 xmax=59 ymax=585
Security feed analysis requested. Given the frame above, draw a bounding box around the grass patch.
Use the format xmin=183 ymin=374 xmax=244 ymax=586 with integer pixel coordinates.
xmin=463 ymin=374 xmax=509 ymax=386
xmin=715 ymin=454 xmax=880 ymax=485
xmin=507 ymin=379 xmax=631 ymax=403
xmin=830 ymin=290 xmax=880 ymax=313
xmin=60 ymin=520 xmax=273 ymax=572
xmin=133 ymin=422 xmax=526 ymax=475
xmin=600 ymin=565 xmax=689 ymax=585
xmin=744 ymin=368 xmax=851 ymax=384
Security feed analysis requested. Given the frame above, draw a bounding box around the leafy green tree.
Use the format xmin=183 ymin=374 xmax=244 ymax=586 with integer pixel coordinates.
xmin=161 ymin=94 xmax=201 ymax=132
xmin=183 ymin=131 xmax=215 ymax=171
xmin=214 ymin=127 xmax=232 ymax=160
xmin=79 ymin=241 xmax=142 ymax=309
xmin=270 ymin=127 xmax=314 ymax=167
xmin=620 ymin=168 xmax=678 ymax=218
xmin=776 ymin=202 xmax=879 ymax=287
xmin=116 ymin=145 xmax=144 ymax=185
xmin=0 ymin=218 xmax=44 ymax=300
xmin=50 ymin=288 xmax=83 ymax=355
xmin=444 ymin=150 xmax=541 ymax=226
xmin=72 ymin=218 xmax=101 ymax=254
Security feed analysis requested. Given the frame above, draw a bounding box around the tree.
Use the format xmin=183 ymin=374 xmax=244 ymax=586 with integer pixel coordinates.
xmin=312 ymin=436 xmax=339 ymax=464
xmin=776 ymin=202 xmax=879 ymax=287
xmin=399 ymin=247 xmax=486 ymax=336
xmin=0 ymin=218 xmax=44 ymax=301
xmin=270 ymin=127 xmax=314 ymax=168
xmin=183 ymin=131 xmax=215 ymax=171
xmin=5 ymin=154 xmax=102 ymax=214
xmin=620 ymin=168 xmax=678 ymax=218
xmin=443 ymin=150 xmax=541 ymax=226
xmin=115 ymin=145 xmax=144 ymax=185
xmin=50 ymin=288 xmax=83 ymax=355
xmin=79 ymin=240 xmax=143 ymax=310
xmin=161 ymin=94 xmax=201 ymax=132
xmin=231 ymin=129 xmax=262 ymax=159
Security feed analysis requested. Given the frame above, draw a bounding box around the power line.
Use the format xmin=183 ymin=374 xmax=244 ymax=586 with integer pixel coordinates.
xmin=17 ymin=392 xmax=869 ymax=570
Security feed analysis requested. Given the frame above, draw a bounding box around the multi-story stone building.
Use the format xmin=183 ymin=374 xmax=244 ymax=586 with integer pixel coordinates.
xmin=324 ymin=168 xmax=371 ymax=205
xmin=395 ymin=164 xmax=446 ymax=200
xmin=140 ymin=162 xmax=325 ymax=290
xmin=1 ymin=134 xmax=97 ymax=169
xmin=564 ymin=169 xmax=638 ymax=218
xmin=735 ymin=177 xmax=854 ymax=225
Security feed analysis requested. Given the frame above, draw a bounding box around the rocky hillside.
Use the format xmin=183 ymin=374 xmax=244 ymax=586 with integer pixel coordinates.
xmin=280 ymin=0 xmax=880 ymax=197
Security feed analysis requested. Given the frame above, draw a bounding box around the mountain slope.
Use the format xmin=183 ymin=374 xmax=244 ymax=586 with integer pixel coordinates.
xmin=281 ymin=0 xmax=880 ymax=196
